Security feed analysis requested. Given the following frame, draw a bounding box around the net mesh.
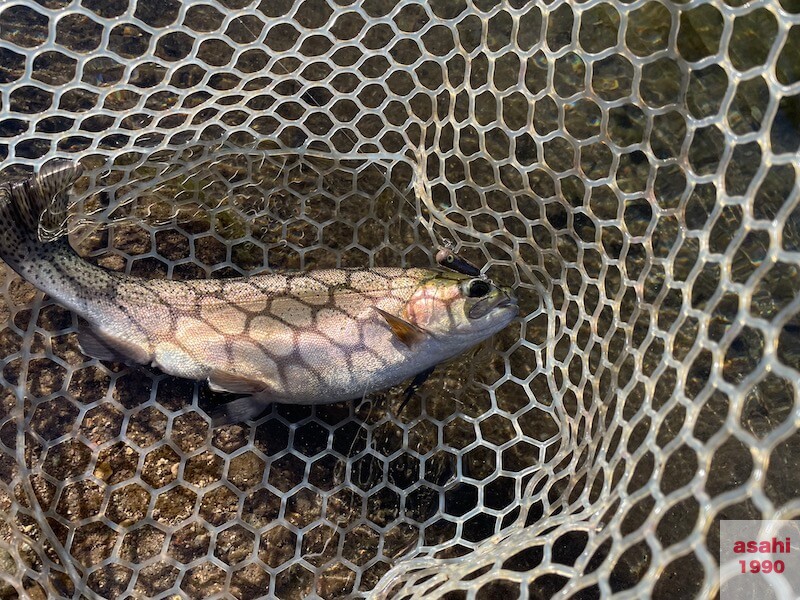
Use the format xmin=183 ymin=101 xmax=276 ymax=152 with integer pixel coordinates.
xmin=0 ymin=0 xmax=799 ymax=598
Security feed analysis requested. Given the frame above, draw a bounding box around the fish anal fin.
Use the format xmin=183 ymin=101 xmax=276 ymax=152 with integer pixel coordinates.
xmin=375 ymin=307 xmax=426 ymax=348
xmin=77 ymin=324 xmax=150 ymax=365
xmin=208 ymin=369 xmax=269 ymax=395
xmin=211 ymin=395 xmax=271 ymax=426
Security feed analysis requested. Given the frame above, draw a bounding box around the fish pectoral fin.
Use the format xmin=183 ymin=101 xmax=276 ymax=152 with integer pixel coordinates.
xmin=211 ymin=395 xmax=270 ymax=426
xmin=375 ymin=307 xmax=427 ymax=348
xmin=208 ymin=369 xmax=269 ymax=395
xmin=77 ymin=324 xmax=150 ymax=365
xmin=398 ymin=365 xmax=436 ymax=413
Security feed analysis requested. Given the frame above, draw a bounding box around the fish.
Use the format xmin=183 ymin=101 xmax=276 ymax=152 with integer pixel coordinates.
xmin=0 ymin=160 xmax=519 ymax=424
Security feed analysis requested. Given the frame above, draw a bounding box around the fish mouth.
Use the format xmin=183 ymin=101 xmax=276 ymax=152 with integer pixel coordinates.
xmin=497 ymin=297 xmax=514 ymax=309
xmin=497 ymin=295 xmax=519 ymax=316
xmin=467 ymin=291 xmax=519 ymax=319
xmin=497 ymin=286 xmax=518 ymax=313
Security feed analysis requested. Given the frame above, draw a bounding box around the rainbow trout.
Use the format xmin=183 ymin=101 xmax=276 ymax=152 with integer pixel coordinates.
xmin=0 ymin=161 xmax=518 ymax=423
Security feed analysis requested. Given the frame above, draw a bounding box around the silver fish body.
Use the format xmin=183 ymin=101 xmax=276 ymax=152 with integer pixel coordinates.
xmin=0 ymin=162 xmax=519 ymax=423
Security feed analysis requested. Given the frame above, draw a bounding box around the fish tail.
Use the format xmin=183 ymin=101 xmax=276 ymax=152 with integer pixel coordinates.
xmin=2 ymin=160 xmax=81 ymax=241
xmin=0 ymin=161 xmax=114 ymax=314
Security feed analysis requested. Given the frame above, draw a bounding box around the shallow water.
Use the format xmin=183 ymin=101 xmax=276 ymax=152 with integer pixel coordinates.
xmin=0 ymin=1 xmax=799 ymax=599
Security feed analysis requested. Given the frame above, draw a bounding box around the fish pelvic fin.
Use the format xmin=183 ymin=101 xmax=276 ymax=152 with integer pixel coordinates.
xmin=375 ymin=307 xmax=427 ymax=348
xmin=208 ymin=369 xmax=270 ymax=395
xmin=210 ymin=395 xmax=270 ymax=426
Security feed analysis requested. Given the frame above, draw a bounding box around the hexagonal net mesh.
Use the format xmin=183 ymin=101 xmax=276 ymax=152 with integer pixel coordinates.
xmin=0 ymin=0 xmax=799 ymax=598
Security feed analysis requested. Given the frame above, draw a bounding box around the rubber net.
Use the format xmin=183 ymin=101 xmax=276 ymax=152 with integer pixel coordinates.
xmin=0 ymin=0 xmax=799 ymax=598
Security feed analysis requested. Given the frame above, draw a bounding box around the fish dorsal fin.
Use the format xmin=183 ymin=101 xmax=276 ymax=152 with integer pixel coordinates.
xmin=375 ymin=307 xmax=427 ymax=348
xmin=208 ymin=369 xmax=269 ymax=395
xmin=77 ymin=323 xmax=150 ymax=365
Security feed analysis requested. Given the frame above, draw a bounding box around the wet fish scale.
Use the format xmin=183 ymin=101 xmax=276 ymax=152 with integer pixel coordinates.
xmin=113 ymin=268 xmax=429 ymax=391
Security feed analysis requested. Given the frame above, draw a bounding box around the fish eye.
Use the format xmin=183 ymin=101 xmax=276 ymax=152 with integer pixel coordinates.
xmin=465 ymin=279 xmax=490 ymax=298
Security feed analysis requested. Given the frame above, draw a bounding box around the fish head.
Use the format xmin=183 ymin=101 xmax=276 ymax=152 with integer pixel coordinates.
xmin=404 ymin=272 xmax=519 ymax=343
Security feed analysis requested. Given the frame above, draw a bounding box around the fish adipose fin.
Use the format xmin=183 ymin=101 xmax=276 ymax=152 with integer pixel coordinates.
xmin=77 ymin=323 xmax=150 ymax=364
xmin=375 ymin=308 xmax=426 ymax=348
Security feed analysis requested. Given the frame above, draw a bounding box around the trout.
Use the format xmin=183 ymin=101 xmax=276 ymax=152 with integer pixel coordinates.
xmin=0 ymin=161 xmax=518 ymax=423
